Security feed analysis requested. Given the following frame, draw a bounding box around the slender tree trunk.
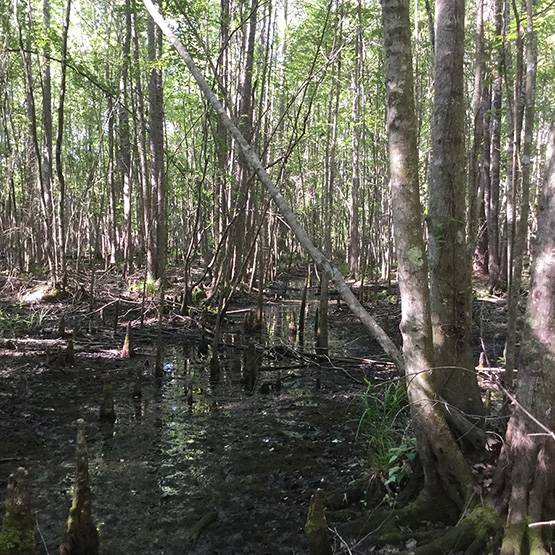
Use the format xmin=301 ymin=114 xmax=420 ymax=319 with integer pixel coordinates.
xmin=487 ymin=0 xmax=503 ymax=289
xmin=468 ymin=0 xmax=485 ymax=252
xmin=231 ymin=0 xmax=258 ymax=284
xmin=349 ymin=2 xmax=362 ymax=279
xmin=107 ymin=93 xmax=117 ymax=266
xmin=504 ymin=0 xmax=536 ymax=386
xmin=428 ymin=0 xmax=484 ymax=418
xmin=41 ymin=0 xmax=58 ymax=280
xmin=55 ymin=0 xmax=72 ymax=288
xmin=147 ymin=7 xmax=166 ymax=281
xmin=131 ymin=0 xmax=150 ymax=263
xmin=120 ymin=0 xmax=133 ymax=278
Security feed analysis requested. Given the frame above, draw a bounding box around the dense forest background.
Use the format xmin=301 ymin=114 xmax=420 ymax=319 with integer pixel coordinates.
xmin=1 ymin=0 xmax=555 ymax=553
xmin=1 ymin=0 xmax=553 ymax=293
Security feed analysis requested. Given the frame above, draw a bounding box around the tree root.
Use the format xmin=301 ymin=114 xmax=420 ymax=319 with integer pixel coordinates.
xmin=411 ymin=505 xmax=499 ymax=554
xmin=338 ymin=495 xmax=499 ymax=553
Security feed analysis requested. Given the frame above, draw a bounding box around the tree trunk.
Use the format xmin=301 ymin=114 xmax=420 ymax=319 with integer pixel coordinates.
xmin=41 ymin=0 xmax=58 ymax=280
xmin=504 ymin=0 xmax=536 ymax=386
xmin=55 ymin=0 xmax=72 ymax=288
xmin=382 ymin=0 xmax=475 ymax=517
xmin=147 ymin=8 xmax=166 ymax=281
xmin=120 ymin=0 xmax=133 ymax=279
xmin=487 ymin=0 xmax=503 ymax=290
xmin=491 ymin=121 xmax=555 ymax=555
xmin=428 ymin=0 xmax=484 ymax=418
xmin=349 ymin=3 xmax=362 ymax=279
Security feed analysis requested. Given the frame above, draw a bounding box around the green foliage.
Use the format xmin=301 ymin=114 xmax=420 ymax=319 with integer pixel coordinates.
xmin=191 ymin=286 xmax=207 ymax=306
xmin=356 ymin=380 xmax=414 ymax=486
xmin=0 ymin=304 xmax=50 ymax=338
xmin=129 ymin=278 xmax=158 ymax=295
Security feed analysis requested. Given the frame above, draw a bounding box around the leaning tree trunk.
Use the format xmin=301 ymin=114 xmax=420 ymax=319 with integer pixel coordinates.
xmin=428 ymin=0 xmax=484 ymax=418
xmin=490 ymin=122 xmax=555 ymax=555
xmin=142 ymin=0 xmax=404 ymax=371
xmin=382 ymin=0 xmax=476 ymax=519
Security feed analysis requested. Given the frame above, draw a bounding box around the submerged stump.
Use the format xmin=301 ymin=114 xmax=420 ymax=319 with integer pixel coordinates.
xmin=121 ymin=322 xmax=134 ymax=358
xmin=98 ymin=374 xmax=116 ymax=424
xmin=0 ymin=467 xmax=35 ymax=555
xmin=60 ymin=419 xmax=99 ymax=555
xmin=243 ymin=338 xmax=258 ymax=392
xmin=304 ymin=489 xmax=332 ymax=555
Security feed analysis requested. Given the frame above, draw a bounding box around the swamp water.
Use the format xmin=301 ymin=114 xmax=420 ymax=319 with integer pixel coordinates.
xmin=0 ymin=285 xmax=395 ymax=554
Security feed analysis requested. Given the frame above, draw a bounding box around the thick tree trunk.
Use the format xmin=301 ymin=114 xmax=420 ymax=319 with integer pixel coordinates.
xmin=381 ymin=0 xmax=476 ymax=516
xmin=491 ymin=122 xmax=555 ymax=555
xmin=428 ymin=0 xmax=484 ymax=418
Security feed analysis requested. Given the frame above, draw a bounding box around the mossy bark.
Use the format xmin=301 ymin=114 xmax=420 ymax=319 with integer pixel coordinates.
xmin=304 ymin=489 xmax=332 ymax=555
xmin=412 ymin=505 xmax=499 ymax=554
xmin=60 ymin=419 xmax=99 ymax=555
xmin=0 ymin=467 xmax=35 ymax=555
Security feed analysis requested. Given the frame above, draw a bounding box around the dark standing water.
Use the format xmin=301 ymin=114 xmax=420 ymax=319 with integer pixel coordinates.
xmin=0 ymin=283 xmax=393 ymax=554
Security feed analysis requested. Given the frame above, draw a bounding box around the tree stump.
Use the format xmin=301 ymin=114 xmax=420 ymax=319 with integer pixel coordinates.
xmin=0 ymin=467 xmax=35 ymax=555
xmin=304 ymin=489 xmax=332 ymax=555
xmin=98 ymin=374 xmax=116 ymax=423
xmin=60 ymin=419 xmax=99 ymax=555
xmin=121 ymin=322 xmax=134 ymax=358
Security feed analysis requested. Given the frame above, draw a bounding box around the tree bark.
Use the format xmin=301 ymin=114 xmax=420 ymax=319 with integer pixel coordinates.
xmin=491 ymin=121 xmax=555 ymax=555
xmin=382 ymin=0 xmax=475 ymax=516
xmin=55 ymin=0 xmax=72 ymax=288
xmin=428 ymin=0 xmax=484 ymax=418
xmin=120 ymin=0 xmax=133 ymax=278
xmin=349 ymin=3 xmax=362 ymax=279
xmin=487 ymin=0 xmax=503 ymax=290
xmin=147 ymin=7 xmax=166 ymax=281
xmin=504 ymin=0 xmax=536 ymax=386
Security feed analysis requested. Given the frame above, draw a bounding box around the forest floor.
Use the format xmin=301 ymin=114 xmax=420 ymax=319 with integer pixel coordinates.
xmin=0 ymin=264 xmax=512 ymax=554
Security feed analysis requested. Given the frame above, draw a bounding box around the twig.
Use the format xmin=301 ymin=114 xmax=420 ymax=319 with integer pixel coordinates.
xmin=35 ymin=513 xmax=51 ymax=554
xmin=188 ymin=510 xmax=217 ymax=547
xmin=529 ymin=519 xmax=555 ymax=528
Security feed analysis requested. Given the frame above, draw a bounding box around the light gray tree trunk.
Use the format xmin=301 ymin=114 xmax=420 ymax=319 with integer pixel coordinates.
xmin=382 ymin=0 xmax=475 ymax=516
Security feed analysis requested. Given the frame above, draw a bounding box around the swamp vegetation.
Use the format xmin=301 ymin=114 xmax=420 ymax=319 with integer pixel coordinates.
xmin=1 ymin=0 xmax=555 ymax=552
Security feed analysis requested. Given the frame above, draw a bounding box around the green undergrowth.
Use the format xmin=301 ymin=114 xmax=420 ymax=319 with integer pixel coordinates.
xmin=0 ymin=303 xmax=51 ymax=338
xmin=356 ymin=380 xmax=416 ymax=489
